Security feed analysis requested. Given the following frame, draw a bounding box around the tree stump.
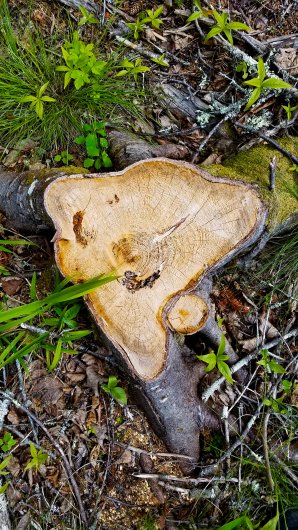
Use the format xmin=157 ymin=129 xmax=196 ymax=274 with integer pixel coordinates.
xmin=43 ymin=158 xmax=267 ymax=464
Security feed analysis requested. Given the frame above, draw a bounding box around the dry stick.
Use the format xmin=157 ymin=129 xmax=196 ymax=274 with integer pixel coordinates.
xmin=0 ymin=391 xmax=88 ymax=527
xmin=116 ymin=442 xmax=196 ymax=461
xmin=191 ymin=117 xmax=228 ymax=163
xmin=271 ymin=453 xmax=298 ymax=488
xmin=0 ymin=396 xmax=11 ymax=530
xmin=202 ymin=329 xmax=298 ymax=402
xmin=115 ymin=35 xmax=190 ymax=66
xmin=269 ymin=156 xmax=277 ymax=191
xmin=134 ymin=473 xmax=238 ymax=484
xmin=263 ymin=411 xmax=275 ymax=491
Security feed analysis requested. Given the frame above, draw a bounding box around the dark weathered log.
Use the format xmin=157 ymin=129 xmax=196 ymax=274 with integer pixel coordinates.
xmin=107 ymin=129 xmax=189 ymax=170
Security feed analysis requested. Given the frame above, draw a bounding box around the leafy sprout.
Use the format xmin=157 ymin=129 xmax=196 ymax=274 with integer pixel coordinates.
xmin=204 ymin=9 xmax=251 ymax=45
xmin=25 ymin=442 xmax=48 ymax=471
xmin=101 ymin=375 xmax=127 ymax=405
xmin=78 ymin=5 xmax=99 ymax=26
xmin=244 ymin=56 xmax=292 ymax=111
xmin=197 ymin=333 xmax=233 ymax=384
xmin=282 ymin=101 xmax=298 ymax=121
xmin=142 ymin=5 xmax=164 ymax=29
xmin=20 ymin=82 xmax=56 ymax=119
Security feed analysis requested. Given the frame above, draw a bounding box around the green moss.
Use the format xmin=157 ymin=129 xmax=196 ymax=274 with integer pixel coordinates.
xmin=203 ymin=137 xmax=298 ymax=229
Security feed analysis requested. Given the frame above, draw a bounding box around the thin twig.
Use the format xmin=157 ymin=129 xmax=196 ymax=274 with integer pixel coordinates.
xmin=0 ymin=391 xmax=88 ymax=527
xmin=199 ymin=403 xmax=264 ymax=477
xmin=236 ymin=122 xmax=298 ymax=165
xmin=134 ymin=473 xmax=238 ymax=484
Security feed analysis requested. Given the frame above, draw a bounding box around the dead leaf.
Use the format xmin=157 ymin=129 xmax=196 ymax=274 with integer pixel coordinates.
xmin=6 ymin=455 xmax=21 ymax=477
xmin=30 ymin=375 xmax=64 ymax=406
xmin=115 ymin=449 xmax=133 ymax=465
xmin=86 ymin=365 xmax=100 ymax=396
xmin=2 ymin=277 xmax=24 ymax=295
xmin=7 ymin=407 xmax=21 ymax=425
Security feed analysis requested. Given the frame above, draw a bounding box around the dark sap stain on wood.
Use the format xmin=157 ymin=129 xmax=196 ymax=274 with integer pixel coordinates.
xmin=107 ymin=194 xmax=120 ymax=205
xmin=73 ymin=211 xmax=88 ymax=247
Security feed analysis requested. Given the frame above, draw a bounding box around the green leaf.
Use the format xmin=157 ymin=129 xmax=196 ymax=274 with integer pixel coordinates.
xmin=262 ymin=77 xmax=292 ymax=89
xmin=0 ymin=455 xmax=11 ymax=474
xmin=85 ymin=133 xmax=99 ymax=157
xmin=226 ymin=21 xmax=251 ymax=31
xmin=0 ymin=482 xmax=9 ymax=494
xmin=217 ymin=360 xmax=233 ymax=384
xmin=20 ymin=95 xmax=37 ymax=103
xmin=38 ymin=81 xmax=49 ymax=97
xmin=257 ymin=56 xmax=266 ymax=83
xmin=212 ymin=9 xmax=225 ymax=27
xmin=41 ymin=95 xmax=56 ymax=103
xmin=47 ymin=339 xmax=63 ymax=372
xmin=217 ymin=334 xmax=226 ymax=356
xmin=101 ymin=152 xmax=112 ymax=168
xmin=83 ymin=158 xmax=95 ymax=168
xmin=244 ymin=87 xmax=261 ymax=111
xmin=35 ymin=100 xmax=43 ymax=119
xmin=268 ymin=359 xmax=286 ymax=373
xmin=94 ymin=158 xmax=101 ymax=170
xmin=108 ymin=375 xmax=118 ymax=389
xmin=62 ymin=330 xmax=91 ymax=341
xmin=223 ymin=29 xmax=233 ymax=44
xmin=54 ymin=154 xmax=62 ymax=162
xmin=99 ymin=137 xmax=108 ymax=148
xmin=259 ymin=514 xmax=279 ymax=530
xmin=111 ymin=386 xmax=127 ymax=405
xmin=187 ymin=11 xmax=203 ymax=22
xmin=243 ymin=77 xmax=260 ymax=87
xmin=217 ymin=515 xmax=254 ymax=530
xmin=74 ymin=135 xmax=86 ymax=145
xmin=204 ymin=26 xmax=223 ymax=41
xmin=197 ymin=352 xmax=217 ymax=372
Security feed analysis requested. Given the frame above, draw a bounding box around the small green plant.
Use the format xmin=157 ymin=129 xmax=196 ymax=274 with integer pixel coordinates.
xmin=78 ymin=5 xmax=99 ymax=26
xmin=0 ymin=454 xmax=11 ymax=494
xmin=127 ymin=5 xmax=164 ymax=39
xmin=281 ymin=379 xmax=293 ymax=394
xmin=142 ymin=6 xmax=164 ymax=29
xmin=244 ymin=56 xmax=292 ymax=111
xmin=257 ymin=349 xmax=286 ymax=374
xmin=187 ymin=0 xmax=209 ymax=22
xmin=54 ymin=151 xmax=74 ymax=165
xmin=0 ymin=432 xmax=16 ymax=453
xmin=127 ymin=17 xmax=147 ymax=40
xmin=75 ymin=121 xmax=112 ymax=169
xmin=217 ymin=515 xmax=254 ymax=530
xmin=282 ymin=101 xmax=298 ymax=121
xmin=116 ymin=58 xmax=150 ymax=81
xmin=101 ymin=375 xmax=127 ymax=405
xmin=197 ymin=333 xmax=233 ymax=384
xmin=235 ymin=60 xmax=248 ymax=79
xmin=204 ymin=9 xmax=251 ymax=45
xmin=150 ymin=53 xmax=169 ymax=67
xmin=289 ymin=163 xmax=298 ymax=172
xmin=20 ymin=82 xmax=56 ymax=120
xmin=56 ymin=31 xmax=108 ymax=90
xmin=25 ymin=442 xmax=48 ymax=471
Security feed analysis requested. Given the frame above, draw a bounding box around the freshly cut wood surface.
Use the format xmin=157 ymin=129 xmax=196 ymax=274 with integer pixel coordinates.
xmin=45 ymin=159 xmax=265 ymax=380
